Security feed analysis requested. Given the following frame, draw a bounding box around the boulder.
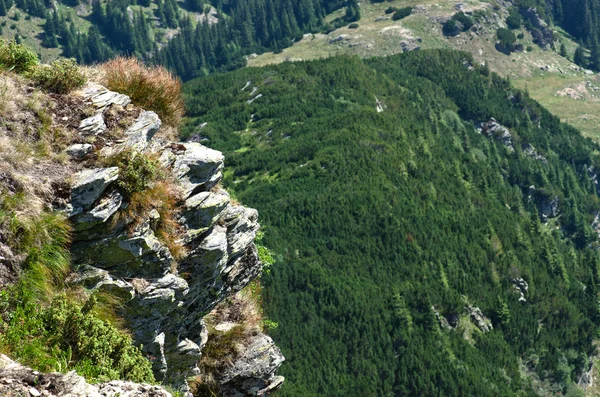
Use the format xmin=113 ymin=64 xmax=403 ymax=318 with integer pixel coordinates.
xmin=70 ymin=167 xmax=119 ymax=215
xmin=0 ymin=355 xmax=172 ymax=397
xmin=82 ymin=83 xmax=131 ymax=109
xmin=218 ymin=333 xmax=285 ymax=397
xmin=71 ymin=190 xmax=123 ymax=231
xmin=172 ymin=143 xmax=224 ymax=198
xmin=221 ymin=205 xmax=260 ymax=261
xmin=71 ymin=219 xmax=174 ymax=278
xmin=121 ymin=111 xmax=162 ymax=151
xmin=479 ymin=118 xmax=514 ymax=151
xmin=79 ymin=113 xmax=107 ymax=135
xmin=181 ymin=189 xmax=230 ymax=241
xmin=466 ymin=305 xmax=493 ymax=332
xmin=66 ymin=143 xmax=94 ymax=159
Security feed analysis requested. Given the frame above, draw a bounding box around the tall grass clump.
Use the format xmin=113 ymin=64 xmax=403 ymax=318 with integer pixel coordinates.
xmin=101 ymin=57 xmax=184 ymax=127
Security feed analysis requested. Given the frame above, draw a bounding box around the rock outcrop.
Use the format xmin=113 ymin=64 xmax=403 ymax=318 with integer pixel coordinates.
xmin=0 ymin=355 xmax=172 ymax=397
xmin=60 ymin=84 xmax=283 ymax=395
xmin=520 ymin=7 xmax=554 ymax=49
xmin=466 ymin=305 xmax=493 ymax=332
xmin=479 ymin=118 xmax=514 ymax=151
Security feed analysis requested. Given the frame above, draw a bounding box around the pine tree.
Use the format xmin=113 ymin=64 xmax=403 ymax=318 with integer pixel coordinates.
xmin=591 ymin=39 xmax=600 ymax=71
xmin=91 ymin=0 xmax=104 ymax=24
xmin=163 ymin=0 xmax=178 ymax=28
xmin=560 ymin=42 xmax=568 ymax=58
xmin=574 ymin=45 xmax=586 ymax=67
xmin=0 ymin=0 xmax=7 ymax=17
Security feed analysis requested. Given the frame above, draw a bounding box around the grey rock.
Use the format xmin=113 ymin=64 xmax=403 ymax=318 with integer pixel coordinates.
xmin=94 ymin=278 xmax=136 ymax=301
xmin=219 ymin=333 xmax=285 ymax=397
xmin=181 ymin=189 xmax=230 ymax=241
xmin=522 ymin=143 xmax=547 ymax=163
xmin=65 ymin=97 xmax=282 ymax=392
xmin=68 ymin=264 xmax=111 ymax=288
xmin=466 ymin=305 xmax=493 ymax=332
xmin=121 ymin=111 xmax=162 ymax=151
xmin=79 ymin=113 xmax=107 ymax=135
xmin=221 ymin=205 xmax=260 ymax=261
xmin=98 ymin=381 xmax=173 ymax=397
xmin=70 ymin=167 xmax=119 ymax=215
xmin=0 ymin=354 xmax=172 ymax=397
xmin=71 ymin=190 xmax=123 ymax=231
xmin=66 ymin=143 xmax=94 ymax=159
xmin=71 ymin=219 xmax=174 ymax=279
xmin=512 ymin=278 xmax=528 ymax=302
xmin=172 ymin=143 xmax=224 ymax=198
xmin=479 ymin=118 xmax=514 ymax=151
xmin=82 ymin=83 xmax=131 ymax=109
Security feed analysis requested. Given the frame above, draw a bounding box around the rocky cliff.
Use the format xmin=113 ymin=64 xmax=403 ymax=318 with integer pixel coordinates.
xmin=0 ymin=73 xmax=284 ymax=396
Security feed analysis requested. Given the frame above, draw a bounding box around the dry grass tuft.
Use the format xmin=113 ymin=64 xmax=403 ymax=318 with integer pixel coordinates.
xmin=191 ymin=285 xmax=267 ymax=396
xmin=100 ymin=57 xmax=185 ymax=128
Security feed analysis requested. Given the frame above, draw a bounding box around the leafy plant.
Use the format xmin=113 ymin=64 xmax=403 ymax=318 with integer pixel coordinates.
xmin=31 ymin=59 xmax=86 ymax=94
xmin=0 ymin=292 xmax=155 ymax=383
xmin=392 ymin=7 xmax=412 ymax=21
xmin=0 ymin=39 xmax=38 ymax=74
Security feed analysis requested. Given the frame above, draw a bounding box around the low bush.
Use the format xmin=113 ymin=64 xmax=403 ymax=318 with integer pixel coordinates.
xmin=108 ymin=150 xmax=166 ymax=197
xmin=0 ymin=292 xmax=155 ymax=383
xmin=101 ymin=57 xmax=184 ymax=127
xmin=392 ymin=7 xmax=412 ymax=21
xmin=31 ymin=59 xmax=86 ymax=94
xmin=348 ymin=23 xmax=359 ymax=29
xmin=0 ymin=39 xmax=38 ymax=74
xmin=0 ymin=194 xmax=153 ymax=383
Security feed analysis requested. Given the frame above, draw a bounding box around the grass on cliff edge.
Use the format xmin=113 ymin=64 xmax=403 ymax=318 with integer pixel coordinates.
xmin=101 ymin=57 xmax=185 ymax=129
xmin=0 ymin=187 xmax=155 ymax=383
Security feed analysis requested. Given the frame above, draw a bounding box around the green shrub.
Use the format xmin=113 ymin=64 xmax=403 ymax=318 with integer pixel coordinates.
xmin=0 ymin=293 xmax=155 ymax=383
xmin=107 ymin=150 xmax=166 ymax=197
xmin=392 ymin=7 xmax=412 ymax=21
xmin=0 ymin=39 xmax=38 ymax=74
xmin=31 ymin=59 xmax=86 ymax=94
xmin=348 ymin=23 xmax=359 ymax=29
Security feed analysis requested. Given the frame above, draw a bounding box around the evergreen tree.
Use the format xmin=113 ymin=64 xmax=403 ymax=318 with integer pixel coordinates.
xmin=574 ymin=45 xmax=586 ymax=67
xmin=591 ymin=39 xmax=600 ymax=71
xmin=0 ymin=0 xmax=7 ymax=17
xmin=560 ymin=42 xmax=568 ymax=58
xmin=90 ymin=0 xmax=104 ymax=24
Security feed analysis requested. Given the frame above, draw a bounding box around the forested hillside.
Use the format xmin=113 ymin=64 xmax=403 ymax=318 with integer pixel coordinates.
xmin=183 ymin=50 xmax=600 ymax=396
xmin=0 ymin=0 xmax=353 ymax=79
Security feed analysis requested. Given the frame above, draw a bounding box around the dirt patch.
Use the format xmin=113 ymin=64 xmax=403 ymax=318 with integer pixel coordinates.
xmin=49 ymin=93 xmax=94 ymax=130
xmin=557 ymin=83 xmax=591 ymax=100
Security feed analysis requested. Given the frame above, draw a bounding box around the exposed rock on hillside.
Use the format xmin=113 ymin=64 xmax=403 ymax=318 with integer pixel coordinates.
xmin=62 ymin=83 xmax=282 ymax=394
xmin=0 ymin=355 xmax=172 ymax=397
xmin=0 ymin=78 xmax=283 ymax=396
xmin=479 ymin=118 xmax=514 ymax=151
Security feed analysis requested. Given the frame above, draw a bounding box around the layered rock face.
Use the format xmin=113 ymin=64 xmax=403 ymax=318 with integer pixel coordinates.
xmin=0 ymin=355 xmax=172 ymax=397
xmin=62 ymin=84 xmax=284 ymax=395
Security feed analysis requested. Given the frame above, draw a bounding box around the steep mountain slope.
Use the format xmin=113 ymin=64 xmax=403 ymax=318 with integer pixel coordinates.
xmin=184 ymin=50 xmax=600 ymax=396
xmin=248 ymin=0 xmax=600 ymax=141
xmin=0 ymin=0 xmax=347 ymax=79
xmin=0 ymin=43 xmax=283 ymax=397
